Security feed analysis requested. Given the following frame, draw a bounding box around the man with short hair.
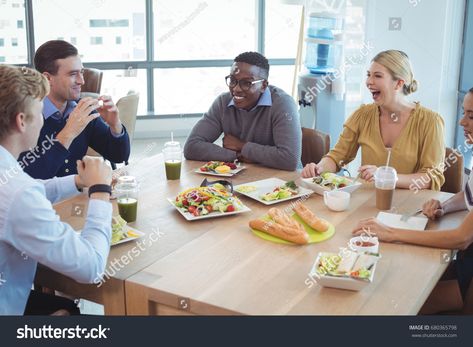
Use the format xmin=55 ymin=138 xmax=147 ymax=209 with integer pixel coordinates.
xmin=19 ymin=40 xmax=130 ymax=179
xmin=0 ymin=64 xmax=113 ymax=315
xmin=183 ymin=52 xmax=302 ymax=171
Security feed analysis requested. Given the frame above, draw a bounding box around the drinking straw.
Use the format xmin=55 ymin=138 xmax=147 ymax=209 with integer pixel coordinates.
xmin=171 ymin=132 xmax=174 ymax=143
xmin=385 ymin=149 xmax=392 ymax=167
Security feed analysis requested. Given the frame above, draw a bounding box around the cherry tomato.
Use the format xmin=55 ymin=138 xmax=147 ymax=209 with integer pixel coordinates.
xmin=226 ymin=205 xmax=235 ymax=212
xmin=188 ymin=206 xmax=197 ymax=214
xmin=183 ymin=199 xmax=189 ymax=206
xmin=200 ymin=167 xmax=208 ymax=172
xmin=205 ymin=205 xmax=213 ymax=212
xmin=202 ymin=196 xmax=210 ymax=201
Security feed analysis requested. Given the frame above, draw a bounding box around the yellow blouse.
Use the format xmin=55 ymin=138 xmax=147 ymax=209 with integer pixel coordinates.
xmin=325 ymin=102 xmax=446 ymax=191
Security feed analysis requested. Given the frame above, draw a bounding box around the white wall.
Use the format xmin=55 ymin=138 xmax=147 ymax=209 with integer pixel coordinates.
xmin=364 ymin=0 xmax=466 ymax=147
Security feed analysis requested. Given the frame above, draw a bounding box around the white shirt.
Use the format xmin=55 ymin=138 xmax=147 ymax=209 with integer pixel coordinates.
xmin=0 ymin=145 xmax=112 ymax=315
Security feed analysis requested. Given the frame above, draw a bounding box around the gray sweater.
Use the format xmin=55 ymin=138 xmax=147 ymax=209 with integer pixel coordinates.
xmin=183 ymin=85 xmax=302 ymax=171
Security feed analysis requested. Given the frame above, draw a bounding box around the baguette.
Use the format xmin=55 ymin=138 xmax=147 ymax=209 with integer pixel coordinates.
xmin=293 ymin=204 xmax=330 ymax=232
xmin=268 ymin=207 xmax=304 ymax=231
xmin=249 ymin=219 xmax=309 ymax=245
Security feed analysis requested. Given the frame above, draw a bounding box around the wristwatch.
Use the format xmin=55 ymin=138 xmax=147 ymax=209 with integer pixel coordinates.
xmin=88 ymin=184 xmax=112 ymax=197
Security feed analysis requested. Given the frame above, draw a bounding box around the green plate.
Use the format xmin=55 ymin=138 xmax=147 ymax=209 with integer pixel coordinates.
xmin=251 ymin=213 xmax=335 ymax=245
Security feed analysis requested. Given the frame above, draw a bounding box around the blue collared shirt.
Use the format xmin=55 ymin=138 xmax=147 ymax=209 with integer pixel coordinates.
xmin=0 ymin=145 xmax=112 ymax=315
xmin=227 ymin=87 xmax=272 ymax=111
xmin=43 ymin=97 xmax=77 ymax=120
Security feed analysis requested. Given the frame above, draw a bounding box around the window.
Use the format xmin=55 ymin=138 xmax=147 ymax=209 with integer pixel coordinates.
xmin=90 ymin=37 xmax=103 ymax=45
xmin=0 ymin=0 xmax=27 ymax=63
xmin=32 ymin=0 xmax=146 ymax=62
xmin=11 ymin=0 xmax=368 ymax=118
xmin=265 ymin=2 xmax=301 ymax=59
xmin=153 ymin=0 xmax=257 ymax=60
xmin=89 ymin=19 xmax=129 ymax=27
xmin=101 ymin=69 xmax=148 ymax=115
xmin=154 ymin=67 xmax=229 ymax=115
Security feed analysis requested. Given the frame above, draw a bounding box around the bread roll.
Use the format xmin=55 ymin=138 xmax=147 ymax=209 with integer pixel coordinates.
xmin=249 ymin=219 xmax=309 ymax=245
xmin=268 ymin=207 xmax=304 ymax=231
xmin=293 ymin=204 xmax=330 ymax=232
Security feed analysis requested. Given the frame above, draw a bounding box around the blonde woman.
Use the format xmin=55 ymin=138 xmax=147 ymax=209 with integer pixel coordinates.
xmin=302 ymin=50 xmax=445 ymax=190
xmin=352 ymin=90 xmax=473 ymax=314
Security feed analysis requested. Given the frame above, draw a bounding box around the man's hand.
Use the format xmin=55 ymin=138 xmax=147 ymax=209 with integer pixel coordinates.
xmin=97 ymin=95 xmax=123 ymax=135
xmin=223 ymin=134 xmax=246 ymax=152
xmin=56 ymin=97 xmax=100 ymax=149
xmin=76 ymin=156 xmax=112 ymax=188
xmin=422 ymin=199 xmax=444 ymax=220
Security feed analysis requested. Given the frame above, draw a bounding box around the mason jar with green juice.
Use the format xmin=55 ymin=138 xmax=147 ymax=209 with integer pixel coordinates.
xmin=115 ymin=176 xmax=139 ymax=223
xmin=163 ymin=141 xmax=182 ymax=180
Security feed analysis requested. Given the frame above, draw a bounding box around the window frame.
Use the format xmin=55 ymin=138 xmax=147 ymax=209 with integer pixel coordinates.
xmin=21 ymin=0 xmax=295 ymax=119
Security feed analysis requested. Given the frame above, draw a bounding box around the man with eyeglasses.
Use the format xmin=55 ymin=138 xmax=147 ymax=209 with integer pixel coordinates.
xmin=184 ymin=52 xmax=301 ymax=171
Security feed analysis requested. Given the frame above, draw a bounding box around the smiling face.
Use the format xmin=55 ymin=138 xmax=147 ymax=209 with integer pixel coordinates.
xmin=459 ymin=92 xmax=473 ymax=144
xmin=366 ymin=61 xmax=404 ymax=106
xmin=45 ymin=55 xmax=84 ymax=103
xmin=228 ymin=62 xmax=267 ymax=110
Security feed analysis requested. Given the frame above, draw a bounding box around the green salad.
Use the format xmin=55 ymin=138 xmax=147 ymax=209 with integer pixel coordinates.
xmin=261 ymin=181 xmax=299 ymax=201
xmin=111 ymin=215 xmax=128 ymax=244
xmin=312 ymin=172 xmax=352 ymax=190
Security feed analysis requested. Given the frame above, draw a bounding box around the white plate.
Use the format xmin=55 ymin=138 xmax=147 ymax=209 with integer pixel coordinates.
xmin=308 ymin=252 xmax=377 ymax=291
xmin=194 ymin=164 xmax=246 ymax=177
xmin=167 ymin=198 xmax=251 ymax=221
xmin=234 ymin=178 xmax=313 ymax=205
xmin=76 ymin=226 xmax=145 ymax=246
xmin=300 ymin=176 xmax=362 ymax=196
xmin=376 ymin=212 xmax=428 ymax=231
xmin=112 ymin=226 xmax=146 ymax=246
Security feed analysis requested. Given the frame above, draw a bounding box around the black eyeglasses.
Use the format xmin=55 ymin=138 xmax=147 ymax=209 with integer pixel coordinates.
xmin=225 ymin=75 xmax=265 ymax=91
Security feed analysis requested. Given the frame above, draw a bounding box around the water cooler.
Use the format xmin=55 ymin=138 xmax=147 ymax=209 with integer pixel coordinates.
xmin=298 ymin=12 xmax=346 ymax=141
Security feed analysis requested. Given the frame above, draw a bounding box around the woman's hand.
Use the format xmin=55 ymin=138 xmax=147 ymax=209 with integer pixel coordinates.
xmin=352 ymin=217 xmax=396 ymax=242
xmin=422 ymin=199 xmax=445 ymax=220
xmin=358 ymin=165 xmax=377 ymax=182
xmin=301 ymin=163 xmax=322 ymax=178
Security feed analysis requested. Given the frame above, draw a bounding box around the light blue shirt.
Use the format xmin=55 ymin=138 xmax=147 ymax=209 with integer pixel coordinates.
xmin=43 ymin=97 xmax=78 ymax=120
xmin=0 ymin=145 xmax=112 ymax=315
xmin=227 ymin=87 xmax=272 ymax=110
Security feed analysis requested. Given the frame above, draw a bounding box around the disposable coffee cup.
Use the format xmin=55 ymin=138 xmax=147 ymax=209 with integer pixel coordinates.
xmin=163 ymin=141 xmax=182 ymax=180
xmin=374 ymin=166 xmax=397 ymax=210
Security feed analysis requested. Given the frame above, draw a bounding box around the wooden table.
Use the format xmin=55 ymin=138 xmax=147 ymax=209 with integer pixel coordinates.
xmin=35 ymin=155 xmax=216 ymax=315
xmin=35 ymin=154 xmax=467 ymax=315
xmin=117 ymin=157 xmax=466 ymax=315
